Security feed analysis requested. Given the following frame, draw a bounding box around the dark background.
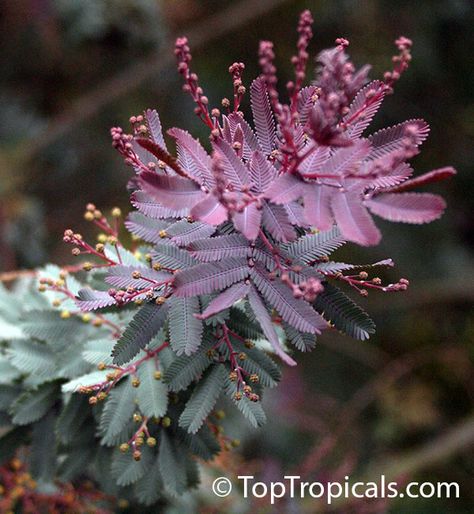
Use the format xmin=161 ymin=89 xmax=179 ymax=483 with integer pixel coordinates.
xmin=0 ymin=1 xmax=472 ymax=512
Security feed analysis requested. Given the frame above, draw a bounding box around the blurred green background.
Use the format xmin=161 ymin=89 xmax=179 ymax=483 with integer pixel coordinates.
xmin=0 ymin=0 xmax=472 ymax=512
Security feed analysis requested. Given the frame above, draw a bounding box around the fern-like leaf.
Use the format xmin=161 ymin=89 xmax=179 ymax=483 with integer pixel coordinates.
xmin=189 ymin=234 xmax=250 ymax=262
xmin=136 ymin=359 xmax=168 ymax=418
xmin=284 ymin=226 xmax=345 ymax=263
xmin=76 ymin=289 xmax=116 ymax=311
xmin=247 ymin=286 xmax=296 ymax=366
xmin=223 ymin=371 xmax=266 ymax=427
xmin=250 ymin=78 xmax=276 ymax=154
xmin=179 ymin=364 xmax=226 ymax=433
xmin=99 ymin=377 xmax=137 ymax=445
xmin=251 ymin=267 xmax=327 ymax=334
xmin=168 ymin=297 xmax=203 ymax=355
xmin=368 ymin=119 xmax=429 ymax=160
xmin=112 ymin=303 xmax=169 ymax=365
xmin=314 ymin=283 xmax=375 ymax=340
xmin=197 ymin=282 xmax=250 ymax=320
xmin=152 ymin=243 xmax=197 ymax=269
xmin=164 ymin=339 xmax=213 ymax=392
xmin=173 ymin=257 xmax=250 ymax=297
xmin=10 ymin=382 xmax=58 ymax=425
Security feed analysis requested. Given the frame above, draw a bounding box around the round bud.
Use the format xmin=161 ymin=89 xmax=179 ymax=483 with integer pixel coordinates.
xmin=146 ymin=437 xmax=157 ymax=447
xmin=119 ymin=443 xmax=129 ymax=453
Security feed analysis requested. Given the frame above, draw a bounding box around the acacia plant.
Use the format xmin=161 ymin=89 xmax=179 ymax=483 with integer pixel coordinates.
xmin=0 ymin=10 xmax=455 ymax=509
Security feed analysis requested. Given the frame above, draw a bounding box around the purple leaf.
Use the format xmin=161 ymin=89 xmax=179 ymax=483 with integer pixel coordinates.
xmin=284 ymin=202 xmax=309 ymax=228
xmin=365 ymin=192 xmax=446 ymax=223
xmin=247 ymin=286 xmax=296 ymax=366
xmin=316 ymin=139 xmax=371 ymax=178
xmin=173 ymin=257 xmax=250 ymax=297
xmin=265 ymin=173 xmax=303 ymax=204
xmin=168 ymin=128 xmax=215 ymax=187
xmin=196 ymin=282 xmax=251 ymax=319
xmin=285 ymin=226 xmax=345 ymax=263
xmin=382 ymin=166 xmax=456 ymax=193
xmin=368 ymin=119 xmax=430 ymax=160
xmin=331 ymin=190 xmax=382 ymax=246
xmin=140 ymin=171 xmax=205 ymax=210
xmin=298 ymin=144 xmax=331 ymax=175
xmin=136 ymin=138 xmax=189 ymax=178
xmin=145 ymin=109 xmax=167 ymax=149
xmin=191 ymin=195 xmax=228 ymax=226
xmin=212 ymin=138 xmax=249 ymax=189
xmin=125 ymin=212 xmax=169 ymax=243
xmin=251 ymin=267 xmax=326 ymax=334
xmin=261 ymin=202 xmax=296 ymax=242
xmin=309 ymin=104 xmax=352 ymax=147
xmin=248 ymin=151 xmax=277 ymax=193
xmin=76 ymin=289 xmax=116 ymax=311
xmin=167 ymin=219 xmax=216 ymax=246
xmin=131 ymin=191 xmax=189 ymax=219
xmin=106 ymin=265 xmax=170 ymax=290
xmin=152 ymin=244 xmax=197 ymax=269
xmin=297 ymin=85 xmax=318 ymax=126
xmin=189 ymin=234 xmax=251 ymax=262
xmin=367 ymin=162 xmax=413 ymax=190
xmin=302 ymin=184 xmax=334 ymax=231
xmin=227 ymin=113 xmax=259 ymax=159
xmin=232 ymin=124 xmax=244 ymax=158
xmin=233 ymin=203 xmax=262 ymax=241
xmin=250 ymin=78 xmax=276 ymax=155
xmin=344 ymin=80 xmax=385 ymax=139
xmin=131 ymin=139 xmax=157 ymax=170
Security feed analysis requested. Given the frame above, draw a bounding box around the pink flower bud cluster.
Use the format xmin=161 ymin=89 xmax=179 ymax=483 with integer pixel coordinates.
xmin=288 ymin=10 xmax=314 ymax=106
xmin=384 ymin=36 xmax=413 ymax=91
xmin=175 ymin=36 xmax=213 ymax=128
xmin=229 ymin=62 xmax=246 ymax=112
xmin=281 ymin=272 xmax=324 ymax=302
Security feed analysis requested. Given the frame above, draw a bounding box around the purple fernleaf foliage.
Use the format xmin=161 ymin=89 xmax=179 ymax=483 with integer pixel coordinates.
xmin=77 ymin=9 xmax=455 ymax=368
